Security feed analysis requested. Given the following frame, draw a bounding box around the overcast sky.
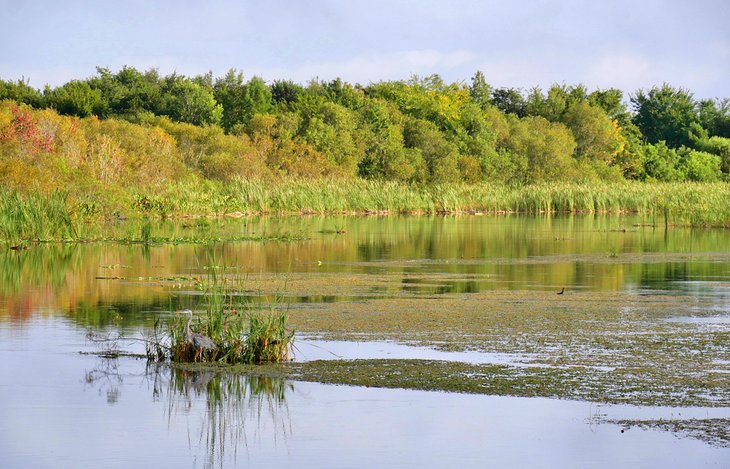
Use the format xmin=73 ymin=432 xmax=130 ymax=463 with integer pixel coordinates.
xmin=1 ymin=0 xmax=728 ymax=99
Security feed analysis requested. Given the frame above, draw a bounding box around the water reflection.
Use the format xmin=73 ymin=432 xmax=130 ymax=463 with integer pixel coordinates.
xmin=84 ymin=355 xmax=124 ymax=405
xmin=85 ymin=357 xmax=293 ymax=468
xmin=2 ymin=215 xmax=730 ymax=322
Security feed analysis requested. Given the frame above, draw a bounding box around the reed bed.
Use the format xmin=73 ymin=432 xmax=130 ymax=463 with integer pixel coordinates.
xmin=0 ymin=189 xmax=77 ymax=245
xmin=157 ymin=179 xmax=730 ymax=228
xmin=2 ymin=181 xmax=730 ymax=244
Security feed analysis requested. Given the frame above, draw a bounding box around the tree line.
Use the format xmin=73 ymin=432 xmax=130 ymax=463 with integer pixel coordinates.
xmin=1 ymin=67 xmax=729 ymax=184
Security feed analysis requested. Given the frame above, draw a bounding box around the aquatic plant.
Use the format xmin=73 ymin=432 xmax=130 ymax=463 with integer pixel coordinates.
xmin=166 ymin=266 xmax=294 ymax=365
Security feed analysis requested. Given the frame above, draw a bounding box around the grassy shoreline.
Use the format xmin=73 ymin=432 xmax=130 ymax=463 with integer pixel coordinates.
xmin=2 ymin=180 xmax=730 ymax=244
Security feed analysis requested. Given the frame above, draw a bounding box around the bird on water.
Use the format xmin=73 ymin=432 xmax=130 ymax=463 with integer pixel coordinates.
xmin=184 ymin=309 xmax=218 ymax=361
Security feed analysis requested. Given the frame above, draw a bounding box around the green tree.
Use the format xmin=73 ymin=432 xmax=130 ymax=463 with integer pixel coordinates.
xmin=691 ymin=135 xmax=730 ymax=175
xmin=631 ymin=84 xmax=699 ymax=148
xmin=241 ymin=76 xmax=273 ymax=126
xmin=640 ymin=141 xmax=684 ymax=181
xmin=612 ymin=122 xmax=645 ymax=179
xmin=403 ymin=118 xmax=461 ymax=183
xmin=454 ymin=102 xmax=498 ymax=181
xmin=564 ymin=101 xmax=623 ymax=164
xmin=0 ymin=78 xmax=44 ymax=108
xmin=366 ymin=74 xmax=469 ymax=135
xmin=358 ymin=125 xmax=426 ymax=182
xmin=588 ymin=88 xmax=629 ymax=123
xmin=491 ymin=88 xmax=526 ymax=117
xmin=89 ymin=66 xmax=163 ymax=118
xmin=680 ymin=148 xmax=721 ymax=182
xmin=503 ymin=116 xmax=577 ymax=183
xmin=469 ymin=70 xmax=492 ymax=109
xmin=524 ymin=84 xmax=588 ymax=122
xmin=322 ymin=78 xmax=364 ymax=109
xmin=271 ymin=80 xmax=304 ymax=107
xmin=698 ymin=98 xmax=730 ymax=138
xmin=301 ymin=102 xmax=363 ymax=173
xmin=213 ymin=69 xmax=247 ymax=132
xmin=162 ymin=77 xmax=222 ymax=126
xmin=46 ymin=80 xmax=103 ymax=117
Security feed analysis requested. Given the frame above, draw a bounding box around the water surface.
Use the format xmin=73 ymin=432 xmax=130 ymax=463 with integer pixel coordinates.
xmin=1 ymin=215 xmax=729 ymax=467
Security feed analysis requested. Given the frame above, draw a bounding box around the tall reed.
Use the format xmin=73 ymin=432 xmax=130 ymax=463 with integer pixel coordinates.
xmin=3 ymin=181 xmax=730 ymax=239
xmin=0 ymin=189 xmax=77 ymax=245
xmin=157 ymin=179 xmax=730 ymax=227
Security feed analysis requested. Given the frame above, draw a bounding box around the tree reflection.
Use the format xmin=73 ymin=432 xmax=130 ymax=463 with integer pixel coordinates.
xmin=6 ymin=216 xmax=730 ymax=324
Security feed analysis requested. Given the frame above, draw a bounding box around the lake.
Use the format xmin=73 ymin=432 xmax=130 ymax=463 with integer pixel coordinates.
xmin=1 ymin=214 xmax=729 ymax=468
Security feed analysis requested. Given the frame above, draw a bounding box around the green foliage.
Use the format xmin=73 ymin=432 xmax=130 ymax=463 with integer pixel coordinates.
xmin=455 ymin=102 xmax=498 ymax=181
xmin=0 ymin=78 xmax=44 ymax=108
xmin=359 ymin=125 xmax=426 ymax=182
xmin=632 ymin=84 xmax=699 ymax=148
xmin=502 ymin=116 xmax=577 ymax=183
xmin=241 ymin=309 xmax=293 ymax=364
xmin=212 ymin=72 xmax=274 ymax=132
xmin=1 ymin=68 xmax=730 ymax=189
xmin=679 ymin=148 xmax=722 ymax=182
xmin=491 ymin=87 xmax=526 ymax=117
xmin=367 ymin=74 xmax=469 ymax=134
xmin=524 ymin=84 xmax=588 ymax=122
xmin=162 ymin=76 xmax=222 ymax=126
xmin=641 ymin=142 xmax=684 ymax=182
xmin=403 ymin=118 xmax=460 ymax=182
xmin=46 ymin=80 xmax=103 ymax=117
xmin=698 ymin=98 xmax=730 ymax=138
xmin=212 ymin=69 xmax=247 ymax=132
xmin=240 ymin=76 xmax=273 ymax=126
xmin=588 ymin=88 xmax=629 ymax=122
xmin=703 ymin=137 xmax=730 ymax=175
xmin=300 ymin=101 xmax=363 ymax=172
xmin=612 ymin=122 xmax=645 ymax=179
xmin=88 ymin=66 xmax=163 ymax=118
xmin=469 ymin=70 xmax=492 ymax=108
xmin=689 ymin=130 xmax=730 ymax=176
xmin=133 ymin=194 xmax=174 ymax=218
xmin=564 ymin=101 xmax=623 ymax=163
xmin=271 ymin=79 xmax=304 ymax=106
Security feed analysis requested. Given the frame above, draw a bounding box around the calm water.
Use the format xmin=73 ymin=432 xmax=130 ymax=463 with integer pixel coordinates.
xmin=1 ymin=215 xmax=729 ymax=467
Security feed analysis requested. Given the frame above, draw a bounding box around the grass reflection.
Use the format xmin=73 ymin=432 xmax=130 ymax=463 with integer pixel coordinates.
xmin=159 ymin=364 xmax=292 ymax=468
xmin=84 ymin=356 xmax=293 ymax=469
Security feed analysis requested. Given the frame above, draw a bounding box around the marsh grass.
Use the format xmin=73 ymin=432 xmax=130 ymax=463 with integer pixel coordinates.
xmin=2 ymin=181 xmax=730 ymax=245
xmin=166 ymin=266 xmax=294 ymax=365
xmin=0 ymin=189 xmax=77 ymax=245
xmin=158 ymin=179 xmax=730 ymax=227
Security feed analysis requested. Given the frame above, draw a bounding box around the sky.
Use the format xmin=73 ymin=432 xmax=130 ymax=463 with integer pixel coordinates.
xmin=0 ymin=0 xmax=728 ymax=99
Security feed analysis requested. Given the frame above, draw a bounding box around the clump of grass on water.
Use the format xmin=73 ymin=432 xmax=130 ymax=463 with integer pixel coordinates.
xmin=163 ymin=266 xmax=294 ymax=365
